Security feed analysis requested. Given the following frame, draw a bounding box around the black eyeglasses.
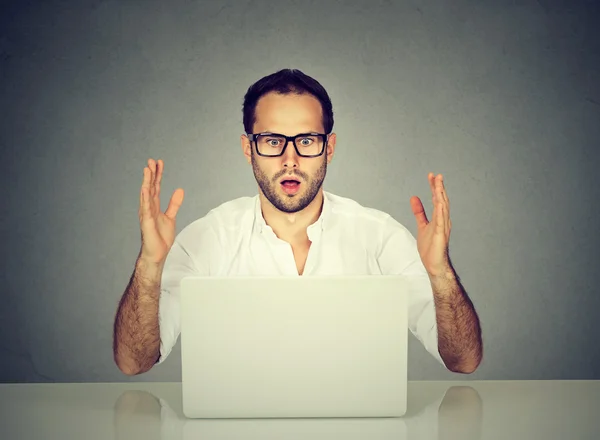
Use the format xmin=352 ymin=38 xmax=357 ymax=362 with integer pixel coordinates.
xmin=247 ymin=132 xmax=329 ymax=157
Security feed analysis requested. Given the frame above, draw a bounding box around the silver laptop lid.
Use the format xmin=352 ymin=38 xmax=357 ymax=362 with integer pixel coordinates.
xmin=180 ymin=276 xmax=409 ymax=418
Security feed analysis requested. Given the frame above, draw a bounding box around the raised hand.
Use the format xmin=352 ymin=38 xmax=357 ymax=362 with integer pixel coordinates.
xmin=138 ymin=158 xmax=184 ymax=265
xmin=409 ymin=172 xmax=452 ymax=277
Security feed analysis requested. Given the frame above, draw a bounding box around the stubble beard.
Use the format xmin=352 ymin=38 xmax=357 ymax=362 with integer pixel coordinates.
xmin=251 ymin=151 xmax=327 ymax=214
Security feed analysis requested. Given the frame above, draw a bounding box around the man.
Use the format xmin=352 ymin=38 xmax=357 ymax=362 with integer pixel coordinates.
xmin=113 ymin=69 xmax=483 ymax=376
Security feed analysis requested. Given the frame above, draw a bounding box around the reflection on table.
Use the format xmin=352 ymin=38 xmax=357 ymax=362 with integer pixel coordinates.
xmin=1 ymin=381 xmax=599 ymax=440
xmin=112 ymin=382 xmax=482 ymax=440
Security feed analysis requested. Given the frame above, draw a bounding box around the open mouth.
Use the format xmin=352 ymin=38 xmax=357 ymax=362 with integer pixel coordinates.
xmin=280 ymin=178 xmax=301 ymax=194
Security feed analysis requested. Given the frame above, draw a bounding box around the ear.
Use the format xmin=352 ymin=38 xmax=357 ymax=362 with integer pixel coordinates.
xmin=241 ymin=134 xmax=252 ymax=164
xmin=325 ymin=133 xmax=337 ymax=164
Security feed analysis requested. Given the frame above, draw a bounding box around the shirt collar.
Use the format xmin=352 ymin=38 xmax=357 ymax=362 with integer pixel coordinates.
xmin=253 ymin=190 xmax=332 ymax=238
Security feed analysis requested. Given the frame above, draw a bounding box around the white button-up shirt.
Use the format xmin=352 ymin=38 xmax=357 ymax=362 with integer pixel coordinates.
xmin=157 ymin=190 xmax=446 ymax=368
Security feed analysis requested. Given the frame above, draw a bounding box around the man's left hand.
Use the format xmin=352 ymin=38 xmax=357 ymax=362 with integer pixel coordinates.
xmin=410 ymin=172 xmax=453 ymax=277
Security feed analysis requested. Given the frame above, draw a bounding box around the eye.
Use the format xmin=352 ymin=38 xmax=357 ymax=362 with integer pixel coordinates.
xmin=266 ymin=138 xmax=281 ymax=147
xmin=298 ymin=137 xmax=313 ymax=146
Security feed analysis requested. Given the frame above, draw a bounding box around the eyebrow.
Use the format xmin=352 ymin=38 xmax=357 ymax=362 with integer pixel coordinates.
xmin=258 ymin=130 xmax=322 ymax=135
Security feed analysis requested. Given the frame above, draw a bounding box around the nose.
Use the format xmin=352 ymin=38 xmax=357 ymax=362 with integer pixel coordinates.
xmin=281 ymin=138 xmax=299 ymax=168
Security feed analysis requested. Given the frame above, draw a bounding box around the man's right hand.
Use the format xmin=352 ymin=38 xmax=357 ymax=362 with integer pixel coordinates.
xmin=138 ymin=158 xmax=184 ymax=265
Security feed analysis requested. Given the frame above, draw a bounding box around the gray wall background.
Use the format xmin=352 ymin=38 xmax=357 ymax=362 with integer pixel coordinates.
xmin=1 ymin=0 xmax=599 ymax=383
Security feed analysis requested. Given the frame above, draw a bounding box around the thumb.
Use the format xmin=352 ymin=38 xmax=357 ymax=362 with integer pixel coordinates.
xmin=165 ymin=188 xmax=184 ymax=219
xmin=410 ymin=196 xmax=429 ymax=228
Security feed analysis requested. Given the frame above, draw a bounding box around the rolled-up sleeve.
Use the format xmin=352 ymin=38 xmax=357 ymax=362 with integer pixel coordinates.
xmin=377 ymin=215 xmax=447 ymax=368
xmin=156 ymin=221 xmax=222 ymax=365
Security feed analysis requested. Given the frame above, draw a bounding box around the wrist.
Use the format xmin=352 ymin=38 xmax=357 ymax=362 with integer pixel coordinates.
xmin=427 ymin=264 xmax=456 ymax=282
xmin=135 ymin=257 xmax=165 ymax=285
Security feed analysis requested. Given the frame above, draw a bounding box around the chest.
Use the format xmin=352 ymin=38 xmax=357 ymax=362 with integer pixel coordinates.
xmin=291 ymin=244 xmax=311 ymax=276
xmin=222 ymin=234 xmax=381 ymax=276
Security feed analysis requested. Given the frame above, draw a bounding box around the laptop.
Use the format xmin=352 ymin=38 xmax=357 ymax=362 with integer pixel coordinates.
xmin=179 ymin=275 xmax=409 ymax=419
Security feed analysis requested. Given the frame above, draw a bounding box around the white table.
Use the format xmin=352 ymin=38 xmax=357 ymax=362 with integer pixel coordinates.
xmin=0 ymin=381 xmax=598 ymax=439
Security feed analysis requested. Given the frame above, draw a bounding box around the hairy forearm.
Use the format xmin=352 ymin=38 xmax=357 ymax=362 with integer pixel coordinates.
xmin=113 ymin=257 xmax=163 ymax=375
xmin=430 ymin=266 xmax=483 ymax=374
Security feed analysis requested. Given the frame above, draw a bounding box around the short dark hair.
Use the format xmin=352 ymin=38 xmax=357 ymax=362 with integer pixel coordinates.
xmin=242 ymin=69 xmax=334 ymax=135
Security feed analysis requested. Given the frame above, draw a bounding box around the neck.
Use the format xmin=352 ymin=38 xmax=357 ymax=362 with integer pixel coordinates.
xmin=259 ymin=189 xmax=324 ymax=244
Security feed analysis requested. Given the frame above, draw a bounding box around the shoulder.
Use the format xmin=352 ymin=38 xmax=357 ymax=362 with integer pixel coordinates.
xmin=203 ymin=196 xmax=256 ymax=226
xmin=326 ymin=191 xmax=407 ymax=230
xmin=176 ymin=195 xmax=256 ymax=244
xmin=325 ymin=191 xmax=416 ymax=257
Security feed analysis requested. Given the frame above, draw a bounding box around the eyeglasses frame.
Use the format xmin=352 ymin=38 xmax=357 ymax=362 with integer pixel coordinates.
xmin=247 ymin=132 xmax=330 ymax=158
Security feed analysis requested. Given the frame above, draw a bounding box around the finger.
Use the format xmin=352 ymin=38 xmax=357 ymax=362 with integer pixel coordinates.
xmin=140 ymin=180 xmax=143 ymax=211
xmin=442 ymin=201 xmax=449 ymax=237
xmin=439 ymin=174 xmax=448 ymax=203
xmin=140 ymin=168 xmax=145 ymax=208
xmin=435 ymin=188 xmax=449 ymax=237
xmin=140 ymin=180 xmax=151 ymax=221
xmin=443 ymin=190 xmax=449 ymax=220
xmin=141 ymin=167 xmax=150 ymax=204
xmin=410 ymin=196 xmax=429 ymax=228
xmin=436 ymin=200 xmax=445 ymax=233
xmin=432 ymin=176 xmax=442 ymax=215
xmin=444 ymin=199 xmax=450 ymax=235
xmin=428 ymin=172 xmax=436 ymax=206
xmin=142 ymin=164 xmax=150 ymax=186
xmin=437 ymin=174 xmax=448 ymax=216
xmin=155 ymin=159 xmax=163 ymax=185
xmin=165 ymin=188 xmax=184 ymax=219
xmin=142 ymin=186 xmax=149 ymax=215
xmin=148 ymin=158 xmax=156 ymax=196
xmin=155 ymin=159 xmax=163 ymax=198
xmin=151 ymin=159 xmax=159 ymax=199
xmin=440 ymin=176 xmax=449 ymax=217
